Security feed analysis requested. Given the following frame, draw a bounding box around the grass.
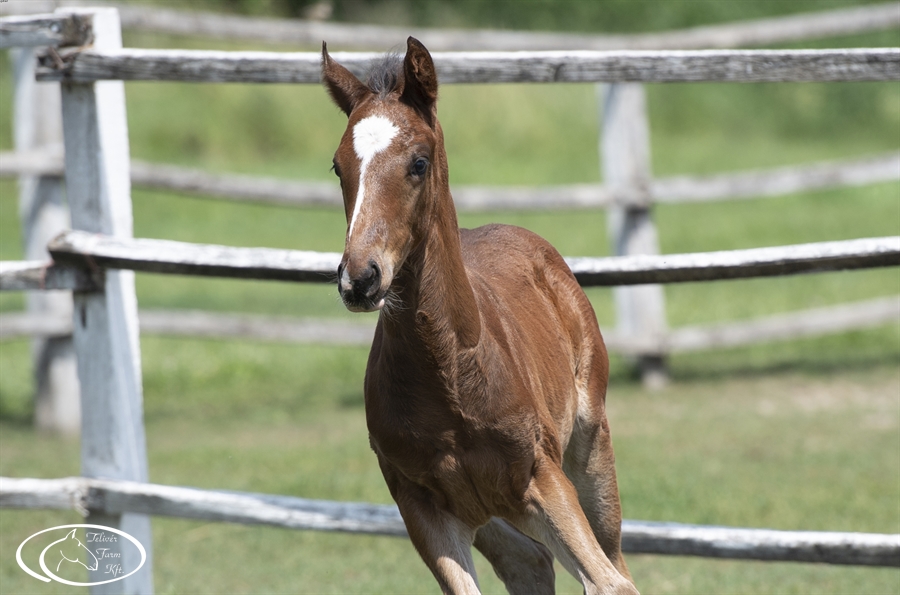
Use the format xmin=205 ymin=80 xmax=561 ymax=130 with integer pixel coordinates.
xmin=1 ymin=339 xmax=898 ymax=594
xmin=1 ymin=3 xmax=900 ymax=593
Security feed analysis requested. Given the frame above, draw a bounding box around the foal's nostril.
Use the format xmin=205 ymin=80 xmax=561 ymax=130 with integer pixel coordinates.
xmin=364 ymin=261 xmax=382 ymax=297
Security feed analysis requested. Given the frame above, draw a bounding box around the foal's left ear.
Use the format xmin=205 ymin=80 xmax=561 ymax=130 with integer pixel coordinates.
xmin=400 ymin=37 xmax=438 ymax=128
xmin=321 ymin=42 xmax=370 ymax=117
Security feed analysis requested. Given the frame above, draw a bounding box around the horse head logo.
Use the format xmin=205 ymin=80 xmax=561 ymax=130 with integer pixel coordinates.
xmin=18 ymin=524 xmax=146 ymax=587
xmin=49 ymin=529 xmax=98 ymax=573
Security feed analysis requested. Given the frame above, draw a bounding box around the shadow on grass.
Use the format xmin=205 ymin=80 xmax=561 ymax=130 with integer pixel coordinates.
xmin=0 ymin=402 xmax=34 ymax=428
xmin=609 ymin=327 xmax=900 ymax=385
xmin=671 ymin=351 xmax=900 ymax=383
xmin=0 ymin=390 xmax=33 ymax=427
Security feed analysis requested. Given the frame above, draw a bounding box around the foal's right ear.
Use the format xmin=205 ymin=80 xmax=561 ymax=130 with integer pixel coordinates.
xmin=321 ymin=42 xmax=369 ymax=117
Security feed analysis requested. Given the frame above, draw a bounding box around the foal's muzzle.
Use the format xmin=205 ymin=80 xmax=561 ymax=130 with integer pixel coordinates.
xmin=338 ymin=260 xmax=384 ymax=312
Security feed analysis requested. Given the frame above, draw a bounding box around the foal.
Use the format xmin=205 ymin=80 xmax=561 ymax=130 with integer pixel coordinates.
xmin=323 ymin=38 xmax=638 ymax=595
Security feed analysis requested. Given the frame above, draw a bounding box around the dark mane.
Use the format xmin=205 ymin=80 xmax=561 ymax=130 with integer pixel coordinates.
xmin=366 ymin=52 xmax=403 ymax=97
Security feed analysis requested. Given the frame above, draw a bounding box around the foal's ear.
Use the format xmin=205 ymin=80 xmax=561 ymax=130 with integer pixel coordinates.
xmin=321 ymin=42 xmax=369 ymax=117
xmin=400 ymin=37 xmax=438 ymax=127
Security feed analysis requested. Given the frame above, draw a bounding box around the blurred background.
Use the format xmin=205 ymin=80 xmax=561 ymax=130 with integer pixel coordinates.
xmin=0 ymin=1 xmax=898 ymax=593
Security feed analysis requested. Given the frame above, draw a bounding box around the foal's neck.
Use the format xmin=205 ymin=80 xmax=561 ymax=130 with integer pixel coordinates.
xmin=384 ymin=139 xmax=481 ymax=352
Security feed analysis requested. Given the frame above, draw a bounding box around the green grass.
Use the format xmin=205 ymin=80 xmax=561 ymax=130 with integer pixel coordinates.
xmin=1 ymin=3 xmax=900 ymax=593
xmin=1 ymin=338 xmax=898 ymax=594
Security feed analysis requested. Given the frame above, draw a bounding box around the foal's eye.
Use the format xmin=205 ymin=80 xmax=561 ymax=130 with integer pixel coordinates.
xmin=331 ymin=161 xmax=341 ymax=177
xmin=410 ymin=158 xmax=429 ymax=177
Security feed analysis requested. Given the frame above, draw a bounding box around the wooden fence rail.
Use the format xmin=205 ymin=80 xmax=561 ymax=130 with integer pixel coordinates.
xmin=660 ymin=295 xmax=900 ymax=354
xmin=3 ymin=296 xmax=898 ymax=355
xmin=2 ymin=476 xmax=898 ymax=567
xmin=0 ymin=12 xmax=90 ymax=48
xmin=2 ymin=151 xmax=897 ymax=211
xmin=0 ymin=309 xmax=376 ymax=345
xmin=91 ymin=2 xmax=900 ymax=52
xmin=3 ymin=2 xmax=899 ymax=51
xmin=34 ymin=46 xmax=900 ymax=84
xmin=4 ymin=234 xmax=897 ymax=293
xmin=1 ymin=234 xmax=896 ymax=292
xmin=31 ymin=230 xmax=900 ymax=287
xmin=0 ymin=259 xmax=99 ymax=292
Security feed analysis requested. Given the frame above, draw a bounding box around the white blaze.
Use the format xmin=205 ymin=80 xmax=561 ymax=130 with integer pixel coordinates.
xmin=349 ymin=115 xmax=399 ymax=239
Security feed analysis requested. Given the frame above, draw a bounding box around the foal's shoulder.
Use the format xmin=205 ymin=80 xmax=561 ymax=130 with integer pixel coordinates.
xmin=460 ymin=223 xmax=572 ymax=277
xmin=461 ymin=223 xmax=549 ymax=252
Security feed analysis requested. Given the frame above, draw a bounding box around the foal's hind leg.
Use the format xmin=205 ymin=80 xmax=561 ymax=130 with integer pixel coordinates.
xmin=510 ymin=460 xmax=638 ymax=595
xmin=474 ymin=517 xmax=555 ymax=595
xmin=564 ymin=414 xmax=631 ymax=580
xmin=564 ymin=364 xmax=631 ymax=579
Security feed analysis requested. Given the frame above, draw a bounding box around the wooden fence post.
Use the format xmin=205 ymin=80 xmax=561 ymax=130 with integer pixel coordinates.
xmin=11 ymin=47 xmax=80 ymax=434
xmin=600 ymin=83 xmax=669 ymax=388
xmin=57 ymin=8 xmax=154 ymax=594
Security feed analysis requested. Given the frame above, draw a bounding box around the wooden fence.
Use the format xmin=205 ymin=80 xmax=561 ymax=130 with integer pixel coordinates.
xmin=3 ymin=476 xmax=898 ymax=568
xmin=3 ymin=2 xmax=900 ymax=395
xmin=1 ymin=7 xmax=899 ymax=594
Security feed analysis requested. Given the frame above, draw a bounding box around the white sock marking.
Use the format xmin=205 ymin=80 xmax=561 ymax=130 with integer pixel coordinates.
xmin=349 ymin=115 xmax=399 ymax=239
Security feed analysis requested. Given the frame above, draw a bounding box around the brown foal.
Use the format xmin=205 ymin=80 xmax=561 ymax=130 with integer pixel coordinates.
xmin=322 ymin=38 xmax=638 ymax=595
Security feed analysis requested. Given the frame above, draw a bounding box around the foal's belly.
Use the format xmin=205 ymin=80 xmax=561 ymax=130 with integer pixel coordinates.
xmin=368 ymin=405 xmax=541 ymax=525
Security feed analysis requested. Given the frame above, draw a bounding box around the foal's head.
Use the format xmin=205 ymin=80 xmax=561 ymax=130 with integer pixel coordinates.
xmin=322 ymin=37 xmax=443 ymax=313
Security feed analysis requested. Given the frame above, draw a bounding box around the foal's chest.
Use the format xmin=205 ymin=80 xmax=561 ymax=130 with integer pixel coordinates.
xmin=364 ymin=364 xmax=538 ymax=513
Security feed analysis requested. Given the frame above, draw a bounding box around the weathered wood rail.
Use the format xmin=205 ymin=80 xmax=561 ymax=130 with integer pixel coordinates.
xmin=3 ymin=1 xmax=899 ymax=51
xmin=30 ymin=231 xmax=899 ymax=287
xmin=0 ymin=259 xmax=99 ymax=292
xmin=3 ymin=476 xmax=898 ymax=567
xmin=3 ymin=296 xmax=898 ymax=356
xmin=2 ymin=151 xmax=897 ymax=210
xmin=34 ymin=47 xmax=900 ymax=84
xmin=4 ymin=231 xmax=897 ymax=356
xmin=0 ymin=12 xmax=90 ymax=48
xmin=105 ymin=2 xmax=900 ymax=53
xmin=0 ymin=309 xmax=378 ymax=345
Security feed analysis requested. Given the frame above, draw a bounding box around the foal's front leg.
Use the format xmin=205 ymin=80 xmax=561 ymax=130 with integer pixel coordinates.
xmin=388 ymin=474 xmax=481 ymax=595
